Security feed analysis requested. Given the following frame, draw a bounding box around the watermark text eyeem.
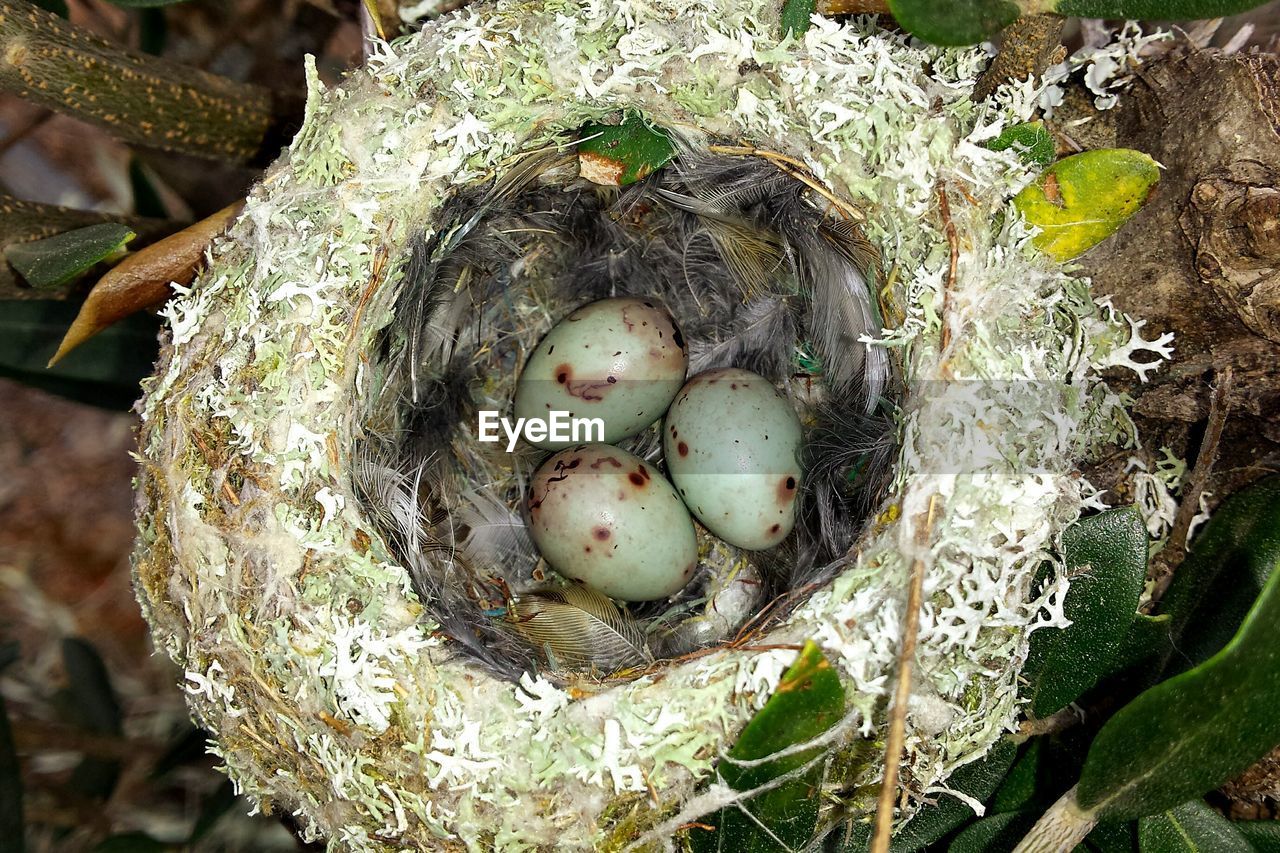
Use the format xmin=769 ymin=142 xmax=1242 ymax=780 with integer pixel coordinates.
xmin=478 ymin=410 xmax=604 ymax=451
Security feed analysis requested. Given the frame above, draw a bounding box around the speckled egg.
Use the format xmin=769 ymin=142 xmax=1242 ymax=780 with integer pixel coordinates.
xmin=663 ymin=368 xmax=803 ymax=550
xmin=527 ymin=444 xmax=698 ymax=601
xmin=513 ymin=297 xmax=688 ymax=448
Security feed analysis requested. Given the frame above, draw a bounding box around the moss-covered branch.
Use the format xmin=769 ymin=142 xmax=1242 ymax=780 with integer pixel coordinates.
xmin=0 ymin=0 xmax=293 ymax=163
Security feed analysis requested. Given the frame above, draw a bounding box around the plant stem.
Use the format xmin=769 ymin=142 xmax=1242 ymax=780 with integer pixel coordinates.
xmin=1011 ymin=786 xmax=1099 ymax=853
xmin=871 ymin=494 xmax=940 ymax=853
xmin=973 ymin=14 xmax=1066 ymax=102
xmin=0 ymin=0 xmax=294 ymax=163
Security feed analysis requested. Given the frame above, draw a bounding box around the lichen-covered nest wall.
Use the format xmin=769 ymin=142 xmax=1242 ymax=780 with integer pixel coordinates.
xmin=132 ymin=1 xmax=1167 ymax=849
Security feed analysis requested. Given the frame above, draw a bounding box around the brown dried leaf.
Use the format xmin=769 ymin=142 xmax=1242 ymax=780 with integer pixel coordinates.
xmin=48 ymin=202 xmax=244 ymax=367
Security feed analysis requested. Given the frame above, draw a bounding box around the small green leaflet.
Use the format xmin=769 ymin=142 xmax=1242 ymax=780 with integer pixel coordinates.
xmin=1076 ymin=562 xmax=1280 ymax=822
xmin=692 ymin=641 xmax=845 ymax=853
xmin=1110 ymin=613 xmax=1171 ymax=676
xmin=1234 ymin=819 xmax=1280 ymax=851
xmin=989 ymin=740 xmax=1042 ymax=814
xmin=1137 ymin=800 xmax=1254 ymax=853
xmin=5 ymin=223 xmax=135 ymax=290
xmin=1023 ymin=506 xmax=1148 ymax=718
xmin=984 ymin=121 xmax=1056 ymax=168
xmin=578 ymin=114 xmax=675 ymax=187
xmin=781 ymin=0 xmax=817 ymax=38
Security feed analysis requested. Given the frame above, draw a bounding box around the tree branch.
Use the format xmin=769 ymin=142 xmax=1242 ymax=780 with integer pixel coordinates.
xmin=974 ymin=14 xmax=1066 ymax=102
xmin=0 ymin=0 xmax=296 ymax=164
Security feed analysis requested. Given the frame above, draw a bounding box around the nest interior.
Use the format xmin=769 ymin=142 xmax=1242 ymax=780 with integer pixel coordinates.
xmin=353 ymin=138 xmax=899 ymax=682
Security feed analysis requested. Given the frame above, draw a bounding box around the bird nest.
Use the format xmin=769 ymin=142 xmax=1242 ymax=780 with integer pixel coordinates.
xmin=352 ymin=142 xmax=895 ymax=681
xmin=130 ymin=1 xmax=1169 ymax=849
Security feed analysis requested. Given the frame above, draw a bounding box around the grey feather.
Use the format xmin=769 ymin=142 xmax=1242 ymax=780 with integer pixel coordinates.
xmin=509 ymin=583 xmax=653 ymax=674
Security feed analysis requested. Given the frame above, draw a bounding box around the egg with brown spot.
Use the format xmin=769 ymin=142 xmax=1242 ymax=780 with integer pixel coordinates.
xmin=513 ymin=297 xmax=688 ymax=448
xmin=662 ymin=367 xmax=803 ymax=550
xmin=527 ymin=444 xmax=698 ymax=601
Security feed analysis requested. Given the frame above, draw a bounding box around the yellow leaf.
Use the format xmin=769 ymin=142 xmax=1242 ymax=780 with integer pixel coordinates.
xmin=48 ymin=201 xmax=244 ymax=367
xmin=1013 ymin=149 xmax=1160 ymax=261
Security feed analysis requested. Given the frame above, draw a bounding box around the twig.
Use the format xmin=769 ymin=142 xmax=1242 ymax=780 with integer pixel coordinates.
xmin=817 ymin=0 xmax=891 ymax=13
xmin=1012 ymin=705 xmax=1083 ymax=743
xmin=973 ymin=14 xmax=1067 ymax=102
xmin=871 ymin=494 xmax=940 ymax=853
xmin=936 ymin=183 xmax=959 ymax=354
xmin=1011 ymin=786 xmax=1098 ymax=853
xmin=12 ymin=718 xmax=164 ymax=760
xmin=0 ymin=0 xmax=295 ymax=164
xmin=1144 ymin=365 xmax=1235 ymax=610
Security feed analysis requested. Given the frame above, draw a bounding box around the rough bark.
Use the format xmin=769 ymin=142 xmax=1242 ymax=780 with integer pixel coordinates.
xmin=1064 ymin=47 xmax=1280 ymax=505
xmin=0 ymin=0 xmax=296 ymax=164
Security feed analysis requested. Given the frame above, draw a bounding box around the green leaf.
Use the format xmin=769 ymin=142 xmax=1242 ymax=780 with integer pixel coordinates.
xmin=1054 ymin=0 xmax=1273 ymax=19
xmin=1080 ymin=821 xmax=1139 ymax=853
xmin=0 ymin=300 xmax=160 ymax=410
xmin=577 ymin=114 xmax=675 ymax=187
xmin=1158 ymin=476 xmax=1280 ymax=676
xmin=948 ymin=811 xmax=1036 ymax=852
xmin=1076 ymin=564 xmax=1280 ymax=822
xmin=32 ymin=0 xmax=69 ymax=16
xmin=189 ymin=778 xmax=237 ymax=843
xmin=4 ymin=223 xmax=135 ymax=290
xmin=91 ymin=832 xmax=170 ymax=853
xmin=130 ymin=159 xmax=168 ymax=218
xmin=138 ymin=8 xmax=168 ymax=58
xmin=984 ymin=121 xmax=1056 ymax=168
xmin=1111 ymin=614 xmax=1172 ymax=676
xmin=781 ymin=0 xmax=817 ymax=38
xmin=1013 ymin=149 xmax=1160 ymax=261
xmin=149 ymin=726 xmax=208 ymax=781
xmin=885 ymin=0 xmax=1020 ymax=47
xmin=1234 ymin=820 xmax=1280 ymax=852
xmin=62 ymin=638 xmax=122 ymax=736
xmin=1023 ymin=507 xmax=1149 ymax=718
xmin=991 ymin=740 xmax=1044 ymax=814
xmin=839 ymin=740 xmax=1018 ymax=852
xmin=62 ymin=638 xmax=124 ymax=801
xmin=692 ymin=640 xmax=845 ymax=853
xmin=1137 ymin=800 xmax=1254 ymax=853
xmin=0 ymin=644 xmax=22 ymax=853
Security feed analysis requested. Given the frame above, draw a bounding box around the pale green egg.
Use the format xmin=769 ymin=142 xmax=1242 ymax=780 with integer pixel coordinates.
xmin=513 ymin=297 xmax=688 ymax=449
xmin=527 ymin=444 xmax=698 ymax=601
xmin=663 ymin=368 xmax=803 ymax=550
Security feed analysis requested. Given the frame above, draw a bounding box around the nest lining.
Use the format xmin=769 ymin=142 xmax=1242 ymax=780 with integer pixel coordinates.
xmin=353 ymin=141 xmax=898 ymax=681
